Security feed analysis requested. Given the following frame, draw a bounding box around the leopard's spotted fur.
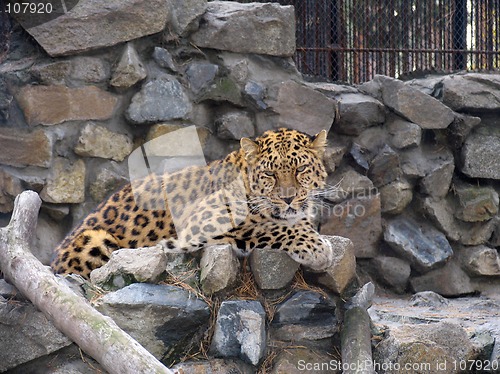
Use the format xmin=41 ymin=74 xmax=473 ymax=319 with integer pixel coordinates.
xmin=51 ymin=128 xmax=334 ymax=279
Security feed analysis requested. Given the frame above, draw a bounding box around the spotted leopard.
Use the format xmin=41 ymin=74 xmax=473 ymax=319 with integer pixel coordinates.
xmin=51 ymin=128 xmax=334 ymax=279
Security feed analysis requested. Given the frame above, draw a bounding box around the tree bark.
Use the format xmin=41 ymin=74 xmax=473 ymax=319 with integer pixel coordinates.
xmin=0 ymin=191 xmax=173 ymax=374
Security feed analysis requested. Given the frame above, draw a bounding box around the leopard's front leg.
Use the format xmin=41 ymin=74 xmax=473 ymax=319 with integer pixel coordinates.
xmin=245 ymin=218 xmax=334 ymax=271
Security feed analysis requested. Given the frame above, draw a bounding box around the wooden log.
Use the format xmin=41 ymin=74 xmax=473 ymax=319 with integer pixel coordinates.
xmin=0 ymin=191 xmax=173 ymax=374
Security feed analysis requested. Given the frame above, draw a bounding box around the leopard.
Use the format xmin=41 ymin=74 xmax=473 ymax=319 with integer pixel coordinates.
xmin=51 ymin=128 xmax=334 ymax=280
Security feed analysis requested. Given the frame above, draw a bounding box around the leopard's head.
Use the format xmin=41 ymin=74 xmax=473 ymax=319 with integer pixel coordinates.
xmin=241 ymin=128 xmax=328 ymax=222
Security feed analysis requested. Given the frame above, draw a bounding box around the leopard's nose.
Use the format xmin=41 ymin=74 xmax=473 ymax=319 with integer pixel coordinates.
xmin=282 ymin=197 xmax=294 ymax=205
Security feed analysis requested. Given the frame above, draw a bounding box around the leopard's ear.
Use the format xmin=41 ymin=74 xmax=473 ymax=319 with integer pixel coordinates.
xmin=311 ymin=130 xmax=328 ymax=153
xmin=240 ymin=137 xmax=259 ymax=159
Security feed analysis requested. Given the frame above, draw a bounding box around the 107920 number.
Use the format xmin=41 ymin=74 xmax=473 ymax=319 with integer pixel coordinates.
xmin=5 ymin=2 xmax=53 ymax=14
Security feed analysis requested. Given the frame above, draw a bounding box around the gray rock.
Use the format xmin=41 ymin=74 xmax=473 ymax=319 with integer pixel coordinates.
xmin=96 ymin=283 xmax=210 ymax=360
xmin=447 ymin=113 xmax=481 ymax=150
xmin=334 ymin=93 xmax=385 ymax=135
xmin=420 ymin=196 xmax=497 ymax=245
xmin=312 ymin=236 xmax=356 ymax=295
xmin=210 ymin=300 xmax=266 ymax=366
xmin=200 ymin=244 xmax=239 ymax=295
xmin=0 ymin=297 xmax=72 ymax=372
xmin=404 ymin=75 xmax=445 ymax=96
xmin=89 ymin=163 xmax=128 ymax=202
xmin=387 ymin=116 xmax=422 ymax=149
xmin=420 ymin=159 xmax=454 ymax=198
xmin=190 ymin=1 xmax=295 ymax=56
xmin=384 ymin=216 xmax=453 ymax=272
xmin=321 ymin=194 xmax=382 ymax=259
xmin=442 ymin=73 xmax=500 ymax=111
xmin=39 ymin=158 xmax=86 ymax=204
xmin=348 ymin=281 xmax=375 ymax=310
xmin=34 ymin=214 xmax=65 ymax=265
xmin=166 ymin=0 xmax=207 ymax=36
xmin=400 ymin=144 xmax=454 ymax=184
xmin=410 ymin=291 xmax=450 ymax=307
xmin=461 ymin=126 xmax=500 ymax=179
xmin=243 ymin=81 xmax=267 ymax=110
xmin=410 ymin=259 xmax=474 ymax=296
xmin=152 ymin=47 xmax=177 ymax=72
xmin=215 ymin=108 xmax=255 ymax=140
xmin=267 ymin=80 xmax=336 ymax=136
xmin=350 ymin=126 xmax=389 ymax=168
xmin=458 ymin=245 xmax=500 ymax=276
xmin=379 ymin=179 xmax=413 ymax=215
xmin=126 ymin=75 xmax=192 ymax=124
xmin=20 ymin=0 xmax=168 ymax=56
xmin=325 ymin=166 xmax=374 ymax=202
xmin=368 ymin=145 xmax=401 ymax=187
xmin=90 ymin=246 xmax=168 ymax=290
xmin=185 ymin=62 xmax=219 ymax=95
xmin=172 ymin=359 xmax=253 ymax=374
xmin=110 ymin=43 xmax=147 ymax=89
xmin=454 ymin=183 xmax=499 ymax=222
xmin=271 ymin=319 xmax=339 ymax=343
xmin=6 ymin=344 xmax=105 ymax=374
xmin=374 ymin=322 xmax=476 ymax=373
xmin=371 ymin=257 xmax=411 ymax=294
xmin=74 ymin=123 xmax=133 ymax=162
xmin=375 ymin=75 xmax=455 ymax=129
xmin=273 ymin=290 xmax=337 ymax=325
xmin=249 ymin=247 xmax=299 ymax=290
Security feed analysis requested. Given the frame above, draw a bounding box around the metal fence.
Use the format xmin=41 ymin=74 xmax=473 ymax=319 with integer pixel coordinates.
xmin=232 ymin=0 xmax=500 ymax=84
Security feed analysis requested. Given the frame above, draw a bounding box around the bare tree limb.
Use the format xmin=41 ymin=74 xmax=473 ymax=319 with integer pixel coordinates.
xmin=0 ymin=191 xmax=173 ymax=374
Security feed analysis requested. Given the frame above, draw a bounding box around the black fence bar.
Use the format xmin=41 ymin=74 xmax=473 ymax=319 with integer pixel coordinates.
xmin=226 ymin=0 xmax=500 ymax=84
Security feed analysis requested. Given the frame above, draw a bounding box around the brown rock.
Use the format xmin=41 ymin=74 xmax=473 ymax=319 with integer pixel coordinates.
xmin=0 ymin=127 xmax=52 ymax=167
xmin=74 ymin=123 xmax=133 ymax=162
xmin=16 ymin=85 xmax=118 ymax=126
xmin=146 ymin=123 xmax=210 ymax=147
xmin=40 ymin=158 xmax=86 ymax=204
xmin=321 ymin=194 xmax=382 ymax=258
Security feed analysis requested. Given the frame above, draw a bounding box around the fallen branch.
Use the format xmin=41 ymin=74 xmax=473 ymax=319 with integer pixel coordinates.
xmin=0 ymin=191 xmax=173 ymax=374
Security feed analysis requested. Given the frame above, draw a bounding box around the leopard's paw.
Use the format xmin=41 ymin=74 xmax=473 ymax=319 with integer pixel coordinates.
xmin=305 ymin=236 xmax=334 ymax=272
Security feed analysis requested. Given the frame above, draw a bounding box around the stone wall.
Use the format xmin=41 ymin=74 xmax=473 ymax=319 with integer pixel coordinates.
xmin=1 ymin=0 xmax=500 ymax=372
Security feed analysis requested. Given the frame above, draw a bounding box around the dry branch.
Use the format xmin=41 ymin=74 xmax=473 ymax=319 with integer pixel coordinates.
xmin=0 ymin=191 xmax=173 ymax=374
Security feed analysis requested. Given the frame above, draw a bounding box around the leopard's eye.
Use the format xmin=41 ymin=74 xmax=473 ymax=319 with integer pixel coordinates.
xmin=296 ymin=165 xmax=307 ymax=173
xmin=263 ymin=171 xmax=275 ymax=177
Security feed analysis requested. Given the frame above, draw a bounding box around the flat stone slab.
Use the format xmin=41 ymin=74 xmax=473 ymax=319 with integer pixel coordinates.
xmin=442 ymin=73 xmax=500 ymax=111
xmin=384 ymin=216 xmax=453 ymax=272
xmin=16 ymin=85 xmax=117 ymax=126
xmin=18 ymin=0 xmax=168 ymax=56
xmin=190 ymin=1 xmax=295 ymax=56
xmin=375 ymin=75 xmax=455 ymax=129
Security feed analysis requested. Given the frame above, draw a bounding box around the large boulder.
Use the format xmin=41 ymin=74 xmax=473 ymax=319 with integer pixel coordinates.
xmin=370 ymin=75 xmax=455 ymax=129
xmin=17 ymin=0 xmax=169 ymax=56
xmin=0 ymin=296 xmax=72 ymax=372
xmin=96 ymin=283 xmax=210 ymax=360
xmin=190 ymin=1 xmax=295 ymax=56
xmin=442 ymin=73 xmax=500 ymax=111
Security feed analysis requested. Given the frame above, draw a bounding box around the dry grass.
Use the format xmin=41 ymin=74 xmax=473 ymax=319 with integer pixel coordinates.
xmin=291 ymin=269 xmax=329 ymax=299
